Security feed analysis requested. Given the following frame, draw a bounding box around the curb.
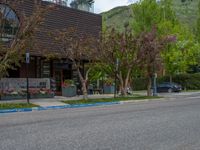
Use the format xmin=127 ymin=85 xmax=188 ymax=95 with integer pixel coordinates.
xmin=119 ymin=98 xmax=165 ymax=104
xmin=119 ymin=100 xmax=149 ymax=104
xmin=0 ymin=102 xmax=120 ymax=114
xmin=0 ymin=98 xmax=167 ymax=114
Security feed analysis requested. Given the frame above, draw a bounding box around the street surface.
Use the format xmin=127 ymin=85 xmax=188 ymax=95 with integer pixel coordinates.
xmin=1 ymin=93 xmax=200 ymax=150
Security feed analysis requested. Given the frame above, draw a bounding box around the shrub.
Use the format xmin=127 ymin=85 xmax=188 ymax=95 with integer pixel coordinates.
xmin=132 ymin=73 xmax=200 ymax=91
xmin=62 ymin=80 xmax=75 ymax=87
xmin=104 ymin=78 xmax=114 ymax=86
xmin=132 ymin=77 xmax=148 ymax=90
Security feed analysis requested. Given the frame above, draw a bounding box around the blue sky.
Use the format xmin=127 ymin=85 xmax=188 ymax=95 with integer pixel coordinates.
xmin=94 ymin=0 xmax=136 ymax=13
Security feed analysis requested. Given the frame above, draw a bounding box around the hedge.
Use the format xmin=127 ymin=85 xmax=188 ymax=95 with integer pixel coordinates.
xmin=132 ymin=73 xmax=200 ymax=91
xmin=132 ymin=77 xmax=148 ymax=91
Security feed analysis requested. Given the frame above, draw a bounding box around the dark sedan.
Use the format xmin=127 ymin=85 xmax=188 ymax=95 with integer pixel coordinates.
xmin=157 ymin=82 xmax=182 ymax=93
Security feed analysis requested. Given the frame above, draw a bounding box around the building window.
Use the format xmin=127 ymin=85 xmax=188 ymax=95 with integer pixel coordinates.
xmin=0 ymin=4 xmax=19 ymax=42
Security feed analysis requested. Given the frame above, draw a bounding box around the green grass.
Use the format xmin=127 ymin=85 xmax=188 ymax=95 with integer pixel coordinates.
xmin=0 ymin=103 xmax=39 ymax=110
xmin=185 ymin=90 xmax=200 ymax=92
xmin=63 ymin=96 xmax=162 ymax=105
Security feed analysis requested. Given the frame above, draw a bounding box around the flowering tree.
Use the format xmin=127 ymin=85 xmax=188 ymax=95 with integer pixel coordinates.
xmin=137 ymin=26 xmax=176 ymax=96
xmin=0 ymin=0 xmax=54 ymax=78
xmin=52 ymin=27 xmax=98 ymax=99
xmin=98 ymin=27 xmax=140 ymax=96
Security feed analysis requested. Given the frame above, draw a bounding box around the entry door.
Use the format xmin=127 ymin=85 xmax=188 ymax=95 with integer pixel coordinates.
xmin=54 ymin=70 xmax=63 ymax=95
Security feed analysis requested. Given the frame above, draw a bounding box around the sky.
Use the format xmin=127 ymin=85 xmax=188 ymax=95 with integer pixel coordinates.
xmin=43 ymin=0 xmax=136 ymax=14
xmin=94 ymin=0 xmax=136 ymax=13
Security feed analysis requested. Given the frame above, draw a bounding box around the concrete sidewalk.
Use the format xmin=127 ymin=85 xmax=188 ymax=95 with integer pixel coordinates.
xmin=0 ymin=94 xmax=115 ymax=107
xmin=1 ymin=91 xmax=199 ymax=108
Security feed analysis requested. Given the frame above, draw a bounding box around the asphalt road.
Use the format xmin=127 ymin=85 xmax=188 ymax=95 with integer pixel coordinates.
xmin=1 ymin=93 xmax=200 ymax=150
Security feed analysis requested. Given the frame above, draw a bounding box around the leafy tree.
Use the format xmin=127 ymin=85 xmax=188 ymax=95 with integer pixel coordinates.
xmin=132 ymin=0 xmax=160 ymax=33
xmin=194 ymin=1 xmax=200 ymax=71
xmin=52 ymin=27 xmax=98 ymax=100
xmin=131 ymin=0 xmax=200 ymax=90
xmin=131 ymin=0 xmax=178 ymax=95
xmin=88 ymin=63 xmax=107 ymax=82
xmin=0 ymin=0 xmax=53 ymax=77
xmin=196 ymin=1 xmax=200 ymax=42
xmin=159 ymin=20 xmax=199 ymax=80
xmin=157 ymin=0 xmax=200 ymax=76
xmin=137 ymin=26 xmax=176 ymax=96
xmin=132 ymin=0 xmax=177 ymax=34
xmin=98 ymin=26 xmax=140 ymax=96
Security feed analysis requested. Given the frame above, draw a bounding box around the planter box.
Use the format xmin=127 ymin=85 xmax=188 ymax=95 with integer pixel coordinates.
xmin=62 ymin=86 xmax=77 ymax=97
xmin=103 ymin=85 xmax=115 ymax=94
xmin=0 ymin=94 xmax=54 ymax=100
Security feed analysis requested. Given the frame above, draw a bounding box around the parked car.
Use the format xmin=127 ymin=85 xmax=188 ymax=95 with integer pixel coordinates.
xmin=157 ymin=82 xmax=182 ymax=93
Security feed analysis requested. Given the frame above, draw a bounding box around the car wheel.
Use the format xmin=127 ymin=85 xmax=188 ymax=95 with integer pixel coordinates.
xmin=168 ymin=88 xmax=172 ymax=93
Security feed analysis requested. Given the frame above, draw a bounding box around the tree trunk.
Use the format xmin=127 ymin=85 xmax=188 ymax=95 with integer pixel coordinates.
xmin=121 ymin=87 xmax=127 ymax=96
xmin=118 ymin=69 xmax=131 ymax=97
xmin=118 ymin=72 xmax=126 ymax=96
xmin=124 ymin=69 xmax=131 ymax=95
xmin=81 ymin=80 xmax=88 ymax=100
xmin=77 ymin=68 xmax=88 ymax=100
xmin=147 ymin=76 xmax=152 ymax=96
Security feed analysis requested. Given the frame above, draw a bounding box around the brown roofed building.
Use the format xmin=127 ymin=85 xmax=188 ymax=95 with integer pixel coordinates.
xmin=0 ymin=0 xmax=102 ymax=95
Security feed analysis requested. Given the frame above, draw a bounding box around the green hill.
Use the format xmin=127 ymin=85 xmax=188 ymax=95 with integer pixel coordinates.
xmin=102 ymin=5 xmax=132 ymax=32
xmin=173 ymin=0 xmax=198 ymax=29
xmin=102 ymin=0 xmax=199 ymax=32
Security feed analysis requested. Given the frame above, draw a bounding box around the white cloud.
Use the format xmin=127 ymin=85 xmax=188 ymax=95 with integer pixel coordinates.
xmin=94 ymin=0 xmax=136 ymax=13
xmin=43 ymin=0 xmax=136 ymax=14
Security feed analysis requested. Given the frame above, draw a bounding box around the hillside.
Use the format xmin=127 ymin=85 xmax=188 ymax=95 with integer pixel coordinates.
xmin=102 ymin=5 xmax=132 ymax=32
xmin=102 ymin=0 xmax=199 ymax=32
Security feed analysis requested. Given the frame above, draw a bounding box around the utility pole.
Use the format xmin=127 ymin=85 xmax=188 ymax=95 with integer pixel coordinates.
xmin=153 ymin=73 xmax=157 ymax=96
xmin=114 ymin=58 xmax=119 ymax=98
xmin=26 ymin=52 xmax=30 ymax=104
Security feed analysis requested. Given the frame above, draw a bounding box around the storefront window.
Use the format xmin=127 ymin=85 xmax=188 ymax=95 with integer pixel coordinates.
xmin=0 ymin=4 xmax=19 ymax=42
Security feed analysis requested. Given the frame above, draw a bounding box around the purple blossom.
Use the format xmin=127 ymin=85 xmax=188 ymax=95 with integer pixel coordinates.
xmin=165 ymin=35 xmax=177 ymax=42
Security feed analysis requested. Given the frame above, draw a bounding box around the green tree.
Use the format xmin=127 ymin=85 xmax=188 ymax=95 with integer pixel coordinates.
xmin=196 ymin=1 xmax=200 ymax=42
xmin=132 ymin=0 xmax=160 ymax=33
xmin=132 ymin=0 xmax=177 ymax=34
xmin=159 ymin=21 xmax=198 ymax=81
xmin=131 ymin=0 xmax=177 ymax=95
xmin=194 ymin=1 xmax=200 ymax=71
